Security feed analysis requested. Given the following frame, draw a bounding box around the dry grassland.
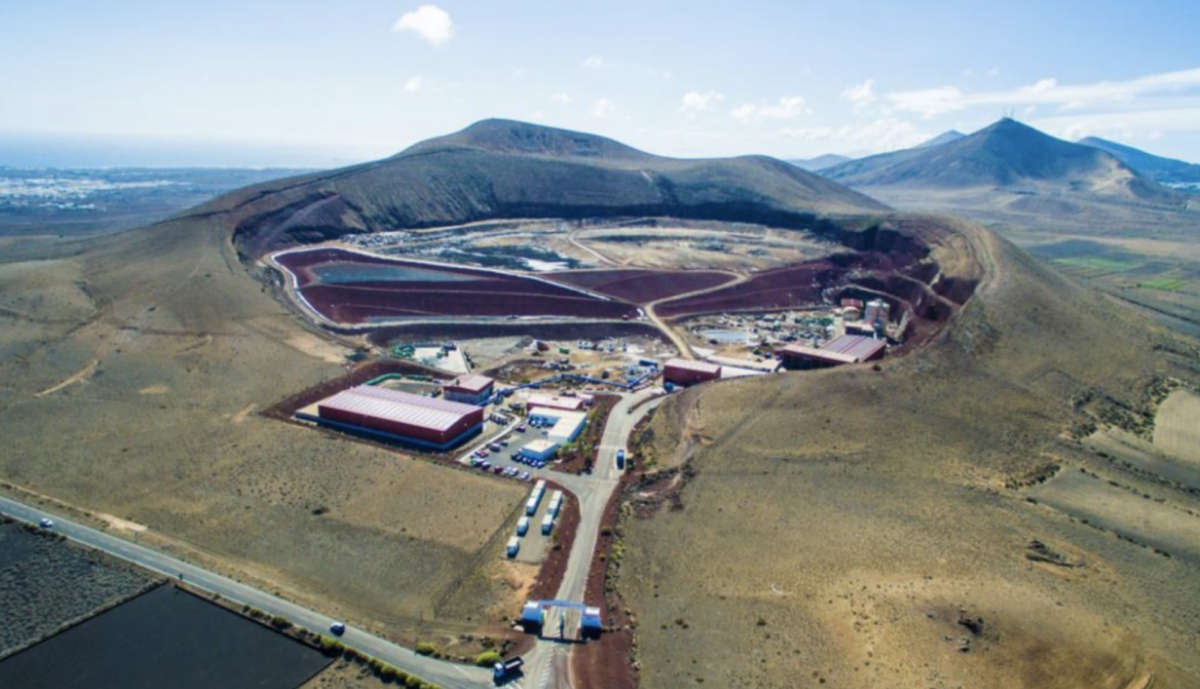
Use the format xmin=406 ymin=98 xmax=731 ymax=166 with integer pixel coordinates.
xmin=618 ymin=217 xmax=1200 ymax=688
xmin=0 ymin=216 xmax=527 ymax=653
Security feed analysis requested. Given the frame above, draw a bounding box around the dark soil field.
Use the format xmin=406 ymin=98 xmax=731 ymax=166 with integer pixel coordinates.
xmin=276 ymin=248 xmax=638 ymax=324
xmin=654 ymin=260 xmax=841 ymax=317
xmin=545 ymin=269 xmax=737 ymax=304
xmin=0 ymin=586 xmax=331 ymax=689
xmin=0 ymin=518 xmax=161 ymax=658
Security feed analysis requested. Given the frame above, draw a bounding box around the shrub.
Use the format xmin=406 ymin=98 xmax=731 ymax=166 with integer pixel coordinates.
xmin=270 ymin=615 xmax=293 ymax=630
xmin=475 ymin=651 xmax=502 ymax=667
xmin=318 ymin=636 xmax=345 ymax=657
xmin=415 ymin=642 xmax=439 ymax=656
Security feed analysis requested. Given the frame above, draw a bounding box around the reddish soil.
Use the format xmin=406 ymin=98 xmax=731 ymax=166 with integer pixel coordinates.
xmin=572 ymin=470 xmax=638 ymax=689
xmin=276 ymin=248 xmax=638 ymax=325
xmin=546 ymin=269 xmax=737 ymax=304
xmin=654 ymin=259 xmax=845 ymax=317
xmin=551 ymin=395 xmax=620 ymax=475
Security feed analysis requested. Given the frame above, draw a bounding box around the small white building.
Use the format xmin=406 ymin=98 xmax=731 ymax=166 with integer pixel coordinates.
xmin=522 ymin=439 xmax=560 ymax=462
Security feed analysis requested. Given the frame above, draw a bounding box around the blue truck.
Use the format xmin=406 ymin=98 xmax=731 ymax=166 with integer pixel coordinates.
xmin=493 ymin=656 xmax=524 ymax=684
xmin=616 ymin=449 xmax=626 ymax=470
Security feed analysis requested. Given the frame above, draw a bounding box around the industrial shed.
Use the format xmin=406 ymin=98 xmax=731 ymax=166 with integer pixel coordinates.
xmin=526 ymin=394 xmax=585 ymax=413
xmin=662 ymin=358 xmax=722 ymax=387
xmin=780 ymin=334 xmax=886 ymax=370
xmin=444 ymin=374 xmax=495 ymax=405
xmin=314 ymin=385 xmax=484 ymax=450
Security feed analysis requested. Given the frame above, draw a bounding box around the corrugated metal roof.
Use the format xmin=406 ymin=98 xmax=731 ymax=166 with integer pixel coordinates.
xmin=528 ymin=394 xmax=584 ymax=411
xmin=320 ymin=386 xmax=479 ymax=431
xmin=822 ymin=335 xmax=886 ymax=361
xmin=664 ymin=358 xmax=722 ymax=374
xmin=446 ymin=374 xmax=494 ymax=393
xmin=781 ymin=335 xmax=884 ymax=363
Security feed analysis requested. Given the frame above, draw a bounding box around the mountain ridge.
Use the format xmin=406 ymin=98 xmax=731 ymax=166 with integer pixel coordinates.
xmin=203 ymin=119 xmax=890 ymax=258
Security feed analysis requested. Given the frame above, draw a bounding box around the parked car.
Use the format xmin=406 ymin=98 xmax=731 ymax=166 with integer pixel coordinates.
xmin=479 ymin=450 xmax=489 ymax=458
xmin=330 ymin=622 xmax=346 ymax=636
xmin=517 ymin=425 xmax=527 ymax=432
xmin=39 ymin=518 xmax=54 ymax=529
xmin=492 ymin=466 xmax=505 ymax=475
xmin=519 ymin=471 xmax=530 ymax=481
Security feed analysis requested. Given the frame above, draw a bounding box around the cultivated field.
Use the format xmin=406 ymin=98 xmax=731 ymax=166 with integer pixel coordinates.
xmin=0 ymin=586 xmax=331 ymax=689
xmin=616 ymin=220 xmax=1200 ymax=688
xmin=0 ymin=519 xmax=161 ymax=657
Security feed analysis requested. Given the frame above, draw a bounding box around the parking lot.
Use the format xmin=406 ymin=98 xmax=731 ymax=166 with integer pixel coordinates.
xmin=457 ymin=419 xmax=564 ymax=482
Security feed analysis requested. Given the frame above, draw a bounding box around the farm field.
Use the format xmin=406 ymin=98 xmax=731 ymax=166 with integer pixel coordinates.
xmin=275 ymin=248 xmax=637 ymax=324
xmin=546 ymin=268 xmax=737 ymax=304
xmin=0 ymin=518 xmax=161 ymax=657
xmin=0 ymin=586 xmax=331 ymax=689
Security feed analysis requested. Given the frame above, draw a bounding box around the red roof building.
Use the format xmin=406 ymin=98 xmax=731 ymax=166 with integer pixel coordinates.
xmin=662 ymin=358 xmax=722 ymax=387
xmin=444 ymin=374 xmax=495 ymax=405
xmin=779 ymin=334 xmax=885 ymax=370
xmin=317 ymin=385 xmax=484 ymax=448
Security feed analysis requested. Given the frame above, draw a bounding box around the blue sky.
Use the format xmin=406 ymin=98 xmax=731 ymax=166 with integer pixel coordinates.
xmin=2 ymin=0 xmax=1200 ymax=167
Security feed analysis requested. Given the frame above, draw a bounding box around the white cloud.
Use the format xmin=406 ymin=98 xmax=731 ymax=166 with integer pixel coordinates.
xmin=550 ymin=93 xmax=572 ymax=104
xmin=888 ymin=67 xmax=1200 ymax=118
xmin=403 ymin=75 xmax=424 ymax=92
xmin=1033 ymin=106 xmax=1200 ymax=144
xmin=841 ymin=79 xmax=876 ymax=109
xmin=590 ymin=97 xmax=616 ymax=118
xmin=393 ymin=5 xmax=454 ymax=47
xmin=775 ymin=118 xmax=928 ymax=153
xmin=730 ymin=96 xmax=810 ymax=124
xmin=582 ymin=55 xmax=608 ymax=69
xmin=680 ymin=90 xmax=725 ymax=116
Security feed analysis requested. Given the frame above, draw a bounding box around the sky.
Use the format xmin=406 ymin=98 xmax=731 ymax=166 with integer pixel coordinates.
xmin=2 ymin=0 xmax=1200 ymax=168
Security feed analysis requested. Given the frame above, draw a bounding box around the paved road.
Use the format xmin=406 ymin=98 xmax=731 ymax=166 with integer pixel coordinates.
xmin=0 ymin=386 xmax=665 ymax=689
xmin=0 ymin=495 xmax=493 ymax=689
xmin=518 ymin=388 xmax=664 ymax=689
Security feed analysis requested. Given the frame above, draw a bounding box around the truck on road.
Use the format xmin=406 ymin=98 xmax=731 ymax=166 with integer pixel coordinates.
xmin=493 ymin=656 xmax=524 ymax=684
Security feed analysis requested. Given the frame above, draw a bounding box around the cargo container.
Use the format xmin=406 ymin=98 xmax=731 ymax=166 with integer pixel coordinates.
xmin=506 ymin=537 xmax=520 ymax=558
xmin=541 ymin=513 xmax=554 ymax=535
xmin=516 ymin=516 xmax=530 ymax=537
xmin=525 ymin=496 xmax=540 ymax=516
xmin=548 ymin=490 xmax=564 ymax=517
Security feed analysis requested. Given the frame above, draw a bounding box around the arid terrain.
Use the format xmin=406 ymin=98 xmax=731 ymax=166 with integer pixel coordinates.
xmin=619 ymin=215 xmax=1200 ymax=688
xmin=2 ymin=119 xmax=1199 ymax=689
xmin=0 ymin=215 xmax=532 ymax=656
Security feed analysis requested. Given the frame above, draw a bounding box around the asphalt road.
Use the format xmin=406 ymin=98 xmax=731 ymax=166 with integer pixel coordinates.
xmin=0 ymin=494 xmax=493 ymax=689
xmin=0 ymin=386 xmax=665 ymax=689
xmin=518 ymin=388 xmax=664 ymax=689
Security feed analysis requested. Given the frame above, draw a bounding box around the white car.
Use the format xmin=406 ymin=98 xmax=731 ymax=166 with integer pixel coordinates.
xmin=39 ymin=518 xmax=54 ymax=529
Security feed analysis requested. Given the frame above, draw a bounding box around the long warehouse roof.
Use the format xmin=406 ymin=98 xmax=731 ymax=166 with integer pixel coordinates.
xmin=782 ymin=334 xmax=885 ymax=363
xmin=664 ymin=358 xmax=722 ymax=374
xmin=446 ymin=374 xmax=494 ymax=393
xmin=320 ymin=385 xmax=479 ymax=431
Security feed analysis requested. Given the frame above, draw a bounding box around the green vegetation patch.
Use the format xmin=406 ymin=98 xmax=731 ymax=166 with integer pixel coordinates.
xmin=1052 ymin=257 xmax=1138 ymax=273
xmin=1136 ymin=277 xmax=1188 ymax=292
